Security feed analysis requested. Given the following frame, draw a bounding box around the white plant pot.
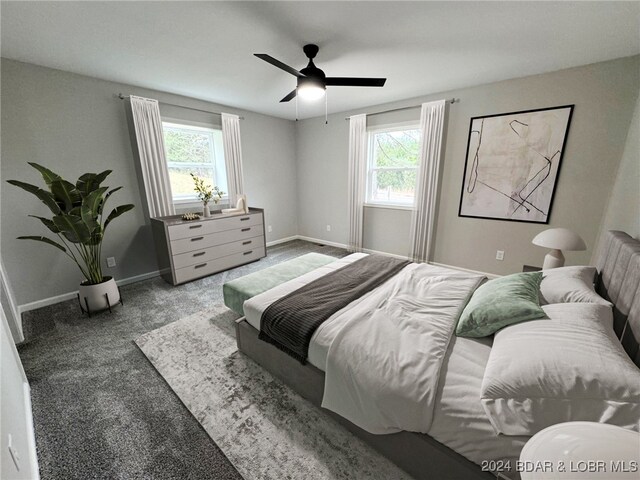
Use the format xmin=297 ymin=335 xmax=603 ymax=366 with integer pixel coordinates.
xmin=78 ymin=276 xmax=120 ymax=313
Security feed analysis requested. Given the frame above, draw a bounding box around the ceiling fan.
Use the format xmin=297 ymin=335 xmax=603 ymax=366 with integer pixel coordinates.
xmin=254 ymin=44 xmax=387 ymax=103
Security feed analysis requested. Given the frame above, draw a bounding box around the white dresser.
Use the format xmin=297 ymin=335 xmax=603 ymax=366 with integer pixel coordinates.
xmin=151 ymin=208 xmax=266 ymax=285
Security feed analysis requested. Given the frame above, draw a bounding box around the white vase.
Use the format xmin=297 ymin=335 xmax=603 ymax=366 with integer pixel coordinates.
xmin=78 ymin=276 xmax=120 ymax=313
xmin=203 ymin=204 xmax=211 ymax=217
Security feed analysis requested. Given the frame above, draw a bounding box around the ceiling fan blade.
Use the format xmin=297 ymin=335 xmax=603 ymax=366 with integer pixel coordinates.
xmin=280 ymin=89 xmax=297 ymax=103
xmin=325 ymin=77 xmax=387 ymax=87
xmin=254 ymin=54 xmax=304 ymax=78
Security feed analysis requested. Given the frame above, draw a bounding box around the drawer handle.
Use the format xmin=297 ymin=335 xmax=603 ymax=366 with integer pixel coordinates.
xmin=194 ymin=263 xmax=207 ymax=269
xmin=193 ymin=252 xmax=205 ymax=257
xmin=242 ymin=240 xmax=252 ymax=245
xmin=191 ymin=236 xmax=204 ymax=241
xmin=241 ymin=228 xmax=251 ymax=232
xmin=243 ymin=251 xmax=253 ymax=256
xmin=240 ymin=217 xmax=250 ymax=221
xmin=189 ymin=225 xmax=202 ymax=229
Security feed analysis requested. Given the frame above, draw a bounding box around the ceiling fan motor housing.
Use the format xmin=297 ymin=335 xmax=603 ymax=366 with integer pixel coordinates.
xmin=303 ymin=44 xmax=319 ymax=60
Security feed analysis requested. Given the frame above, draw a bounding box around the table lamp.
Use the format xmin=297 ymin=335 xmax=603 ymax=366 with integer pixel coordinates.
xmin=532 ymin=228 xmax=586 ymax=269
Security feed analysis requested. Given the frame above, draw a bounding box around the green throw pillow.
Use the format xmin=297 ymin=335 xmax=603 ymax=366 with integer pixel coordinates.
xmin=456 ymin=271 xmax=546 ymax=338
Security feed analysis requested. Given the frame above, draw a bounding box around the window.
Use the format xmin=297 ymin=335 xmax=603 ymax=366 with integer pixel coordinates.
xmin=366 ymin=124 xmax=421 ymax=206
xmin=162 ymin=121 xmax=228 ymax=204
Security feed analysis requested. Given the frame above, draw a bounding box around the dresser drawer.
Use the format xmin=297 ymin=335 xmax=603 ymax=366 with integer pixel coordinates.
xmin=174 ymin=246 xmax=266 ymax=284
xmin=168 ymin=213 xmax=263 ymax=240
xmin=170 ymin=225 xmax=263 ymax=255
xmin=172 ymin=235 xmax=264 ymax=269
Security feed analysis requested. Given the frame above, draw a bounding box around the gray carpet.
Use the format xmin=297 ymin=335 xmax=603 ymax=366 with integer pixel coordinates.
xmin=18 ymin=240 xmax=347 ymax=480
xmin=135 ymin=305 xmax=411 ymax=480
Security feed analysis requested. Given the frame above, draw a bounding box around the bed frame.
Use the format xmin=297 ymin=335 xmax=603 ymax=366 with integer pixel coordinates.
xmin=595 ymin=230 xmax=640 ymax=367
xmin=234 ymin=230 xmax=640 ymax=479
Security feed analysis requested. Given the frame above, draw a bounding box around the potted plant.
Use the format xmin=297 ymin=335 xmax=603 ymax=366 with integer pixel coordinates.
xmin=190 ymin=173 xmax=223 ymax=217
xmin=8 ymin=163 xmax=134 ymax=313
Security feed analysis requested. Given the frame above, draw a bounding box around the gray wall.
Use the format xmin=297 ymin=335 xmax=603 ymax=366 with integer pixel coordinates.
xmin=600 ymin=94 xmax=640 ymax=241
xmin=3 ymin=55 xmax=638 ymax=307
xmin=1 ymin=59 xmax=297 ymax=305
xmin=296 ymin=56 xmax=640 ymax=273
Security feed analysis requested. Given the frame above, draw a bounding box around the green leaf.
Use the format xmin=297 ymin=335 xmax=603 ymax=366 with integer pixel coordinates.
xmin=28 ymin=215 xmax=61 ymax=234
xmin=83 ymin=187 xmax=108 ymax=217
xmin=50 ymin=179 xmax=82 ymax=212
xmin=104 ymin=204 xmax=134 ymax=229
xmin=81 ymin=187 xmax=108 ymax=233
xmin=52 ymin=214 xmax=91 ymax=244
xmin=17 ymin=236 xmax=66 ymax=252
xmin=76 ymin=170 xmax=112 ymax=197
xmin=28 ymin=163 xmax=62 ymax=187
xmin=7 ymin=180 xmax=61 ymax=214
xmin=99 ymin=186 xmax=122 ymax=214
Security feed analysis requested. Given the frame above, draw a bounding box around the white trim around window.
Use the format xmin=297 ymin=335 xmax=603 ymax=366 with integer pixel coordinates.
xmin=366 ymin=122 xmax=421 ymax=208
xmin=161 ymin=119 xmax=229 ymax=206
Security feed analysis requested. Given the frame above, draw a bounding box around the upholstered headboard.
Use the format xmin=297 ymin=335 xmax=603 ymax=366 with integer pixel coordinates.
xmin=596 ymin=230 xmax=640 ymax=367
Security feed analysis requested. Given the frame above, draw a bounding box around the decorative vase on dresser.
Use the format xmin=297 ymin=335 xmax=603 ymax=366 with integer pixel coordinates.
xmin=151 ymin=208 xmax=266 ymax=285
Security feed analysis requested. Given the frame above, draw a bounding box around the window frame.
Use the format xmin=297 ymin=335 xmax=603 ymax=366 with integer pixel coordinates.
xmin=365 ymin=122 xmax=421 ymax=209
xmin=161 ymin=119 xmax=228 ymax=206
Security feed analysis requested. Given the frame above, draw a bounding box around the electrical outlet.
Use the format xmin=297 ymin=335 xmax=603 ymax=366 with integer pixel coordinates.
xmin=496 ymin=250 xmax=505 ymax=261
xmin=267 ymin=225 xmax=273 ymax=233
xmin=326 ymin=224 xmax=331 ymax=232
xmin=106 ymin=257 xmax=116 ymax=268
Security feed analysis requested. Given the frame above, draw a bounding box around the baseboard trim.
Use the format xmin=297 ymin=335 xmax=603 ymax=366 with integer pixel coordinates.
xmin=16 ymin=239 xmax=499 ymax=314
xmin=116 ymin=270 xmax=161 ymax=287
xmin=18 ymin=270 xmax=161 ymax=314
xmin=296 ymin=235 xmax=349 ymax=250
xmin=294 ymin=235 xmax=498 ymax=278
xmin=266 ymin=235 xmax=299 ymax=247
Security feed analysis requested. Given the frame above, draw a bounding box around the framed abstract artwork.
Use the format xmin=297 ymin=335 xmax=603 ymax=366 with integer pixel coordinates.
xmin=458 ymin=105 xmax=574 ymax=224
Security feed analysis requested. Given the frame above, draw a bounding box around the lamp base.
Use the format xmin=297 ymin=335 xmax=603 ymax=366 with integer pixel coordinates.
xmin=542 ymin=249 xmax=565 ymax=269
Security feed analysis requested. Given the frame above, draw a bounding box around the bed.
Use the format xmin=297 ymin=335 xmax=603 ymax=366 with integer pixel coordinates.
xmin=229 ymin=231 xmax=640 ymax=480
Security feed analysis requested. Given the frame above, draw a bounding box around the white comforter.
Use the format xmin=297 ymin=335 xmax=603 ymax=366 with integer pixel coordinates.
xmin=321 ymin=263 xmax=484 ymax=434
xmin=243 ymin=254 xmax=527 ymax=466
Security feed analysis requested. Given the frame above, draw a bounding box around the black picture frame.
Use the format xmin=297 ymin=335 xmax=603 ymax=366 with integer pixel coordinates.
xmin=458 ymin=104 xmax=575 ymax=224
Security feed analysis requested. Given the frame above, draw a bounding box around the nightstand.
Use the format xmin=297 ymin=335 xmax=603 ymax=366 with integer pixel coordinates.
xmin=522 ymin=265 xmax=542 ymax=272
xmin=519 ymin=422 xmax=639 ymax=479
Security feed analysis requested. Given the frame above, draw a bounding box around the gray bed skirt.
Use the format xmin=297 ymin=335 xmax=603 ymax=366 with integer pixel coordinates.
xmin=235 ymin=318 xmax=494 ymax=480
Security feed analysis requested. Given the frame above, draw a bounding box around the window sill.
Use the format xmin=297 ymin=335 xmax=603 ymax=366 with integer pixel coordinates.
xmin=364 ymin=203 xmax=414 ymax=211
xmin=173 ymin=198 xmax=229 ymax=206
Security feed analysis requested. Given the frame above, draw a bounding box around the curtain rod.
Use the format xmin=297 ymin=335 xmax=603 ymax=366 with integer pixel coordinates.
xmin=344 ymin=98 xmax=457 ymax=121
xmin=117 ymin=94 xmax=244 ymax=120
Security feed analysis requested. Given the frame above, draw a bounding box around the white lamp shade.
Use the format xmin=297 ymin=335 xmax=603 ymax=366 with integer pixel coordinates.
xmin=532 ymin=228 xmax=586 ymax=251
xmin=520 ymin=422 xmax=640 ymax=479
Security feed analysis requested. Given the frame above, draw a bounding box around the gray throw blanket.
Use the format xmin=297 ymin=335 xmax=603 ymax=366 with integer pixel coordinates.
xmin=259 ymin=254 xmax=410 ymax=363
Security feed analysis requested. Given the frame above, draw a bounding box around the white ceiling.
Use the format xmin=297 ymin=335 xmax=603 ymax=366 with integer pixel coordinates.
xmin=2 ymin=1 xmax=639 ymax=120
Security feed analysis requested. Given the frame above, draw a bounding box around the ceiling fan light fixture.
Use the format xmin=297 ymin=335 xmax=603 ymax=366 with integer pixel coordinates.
xmin=297 ymin=78 xmax=326 ymax=101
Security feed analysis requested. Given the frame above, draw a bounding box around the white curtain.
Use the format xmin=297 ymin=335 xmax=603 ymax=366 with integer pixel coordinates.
xmin=129 ymin=95 xmax=175 ymax=218
xmin=221 ymin=113 xmax=245 ymax=206
xmin=410 ymin=100 xmax=447 ymax=263
xmin=347 ymin=114 xmax=367 ymax=252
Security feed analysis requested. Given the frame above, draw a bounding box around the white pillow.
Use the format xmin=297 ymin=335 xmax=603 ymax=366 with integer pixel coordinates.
xmin=481 ymin=303 xmax=640 ymax=436
xmin=539 ymin=266 xmax=611 ymax=306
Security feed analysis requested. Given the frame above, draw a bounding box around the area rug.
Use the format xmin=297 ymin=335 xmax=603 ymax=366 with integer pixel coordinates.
xmin=135 ymin=304 xmax=411 ymax=480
